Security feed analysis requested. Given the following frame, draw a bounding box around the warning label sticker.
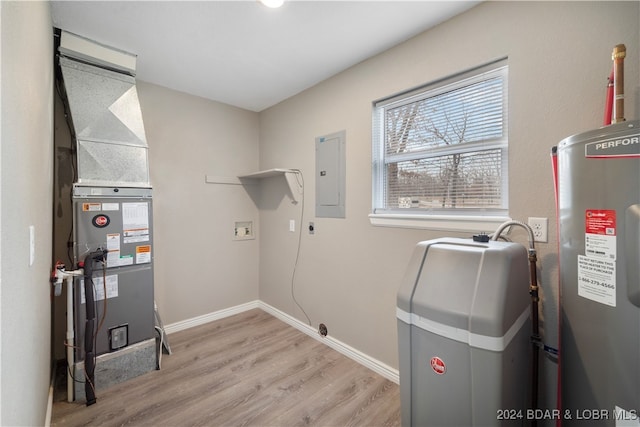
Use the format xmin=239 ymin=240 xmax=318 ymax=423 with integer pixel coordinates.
xmin=80 ymin=274 xmax=119 ymax=304
xmin=102 ymin=203 xmax=119 ymax=211
xmin=106 ymin=234 xmax=134 ymax=267
xmin=578 ymin=255 xmax=616 ymax=307
xmin=585 ymin=209 xmax=616 ymax=260
xmin=136 ymin=245 xmax=151 ymax=264
xmin=82 ymin=202 xmax=101 ymax=212
xmin=123 ymin=202 xmax=150 ymax=244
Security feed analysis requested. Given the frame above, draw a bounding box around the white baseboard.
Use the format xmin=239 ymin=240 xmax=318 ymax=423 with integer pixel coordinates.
xmin=163 ymin=300 xmax=399 ymax=384
xmin=258 ymin=301 xmax=399 ymax=384
xmin=163 ymin=300 xmax=260 ymax=335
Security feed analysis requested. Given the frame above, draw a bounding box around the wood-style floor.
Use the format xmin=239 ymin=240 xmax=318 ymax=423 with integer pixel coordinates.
xmin=51 ymin=309 xmax=401 ymax=426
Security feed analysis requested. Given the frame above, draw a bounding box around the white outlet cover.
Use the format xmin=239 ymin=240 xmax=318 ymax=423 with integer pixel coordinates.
xmin=234 ymin=221 xmax=254 ymax=241
xmin=527 ymin=217 xmax=548 ymax=243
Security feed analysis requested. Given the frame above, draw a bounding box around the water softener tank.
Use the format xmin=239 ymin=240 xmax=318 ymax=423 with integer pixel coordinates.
xmin=397 ymin=237 xmax=531 ymax=426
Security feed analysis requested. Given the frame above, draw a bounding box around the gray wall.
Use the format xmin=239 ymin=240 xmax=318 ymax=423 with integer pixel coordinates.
xmin=257 ymin=0 xmax=639 ymax=413
xmin=5 ymin=1 xmax=639 ymax=422
xmin=137 ymin=82 xmax=261 ymax=325
xmin=0 ymin=1 xmax=54 ymax=425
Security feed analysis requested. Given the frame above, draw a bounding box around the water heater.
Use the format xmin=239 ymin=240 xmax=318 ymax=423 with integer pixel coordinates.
xmin=557 ymin=120 xmax=640 ymax=425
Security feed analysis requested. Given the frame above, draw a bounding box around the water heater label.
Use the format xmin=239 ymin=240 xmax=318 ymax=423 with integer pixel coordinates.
xmin=585 ymin=209 xmax=617 ymax=260
xmin=584 ymin=133 xmax=640 ymax=158
xmin=577 ymin=255 xmax=616 ymax=307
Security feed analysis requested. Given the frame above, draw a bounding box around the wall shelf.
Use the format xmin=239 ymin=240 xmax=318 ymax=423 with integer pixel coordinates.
xmin=237 ymin=168 xmax=296 ymax=179
xmin=237 ymin=168 xmax=300 ymax=203
xmin=204 ymin=175 xmax=242 ymax=185
xmin=205 ymin=169 xmax=295 ymax=185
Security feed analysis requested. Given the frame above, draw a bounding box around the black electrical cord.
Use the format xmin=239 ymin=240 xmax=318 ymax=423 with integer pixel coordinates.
xmin=87 ymin=263 xmax=108 ymax=402
xmin=55 ymin=70 xmax=77 ymax=267
xmin=63 ymin=340 xmax=87 ymax=385
xmin=82 ymin=248 xmax=108 ymax=406
xmin=289 ymin=170 xmax=312 ymax=327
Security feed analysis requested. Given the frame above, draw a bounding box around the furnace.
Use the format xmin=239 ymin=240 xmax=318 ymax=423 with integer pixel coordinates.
xmin=54 ymin=30 xmax=156 ymax=404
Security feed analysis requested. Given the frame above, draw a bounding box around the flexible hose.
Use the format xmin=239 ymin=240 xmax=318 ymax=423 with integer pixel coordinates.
xmin=491 ymin=220 xmax=535 ymax=249
xmin=492 ymin=220 xmax=539 ymax=423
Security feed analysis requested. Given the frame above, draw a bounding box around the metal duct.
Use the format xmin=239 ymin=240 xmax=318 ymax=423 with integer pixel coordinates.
xmin=58 ymin=32 xmax=150 ymax=188
xmin=59 ymin=30 xmax=137 ymax=75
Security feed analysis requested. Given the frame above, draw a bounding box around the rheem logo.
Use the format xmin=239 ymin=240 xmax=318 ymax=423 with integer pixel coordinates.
xmin=92 ymin=214 xmax=110 ymax=228
xmin=430 ymin=356 xmax=446 ymax=375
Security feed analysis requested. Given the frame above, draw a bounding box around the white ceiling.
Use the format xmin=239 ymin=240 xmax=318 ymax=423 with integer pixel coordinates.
xmin=51 ymin=1 xmax=479 ymax=112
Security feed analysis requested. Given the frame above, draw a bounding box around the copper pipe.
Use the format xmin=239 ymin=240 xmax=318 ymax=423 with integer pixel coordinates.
xmin=491 ymin=221 xmax=540 ymax=423
xmin=612 ymin=44 xmax=626 ymax=123
xmin=529 ymin=249 xmax=540 ymax=427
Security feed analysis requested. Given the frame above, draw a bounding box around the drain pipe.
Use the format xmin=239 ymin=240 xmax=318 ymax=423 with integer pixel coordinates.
xmin=492 ymin=220 xmax=540 ymax=424
xmin=53 ymin=265 xmax=84 ymax=402
xmin=53 ymin=250 xmax=108 ymax=405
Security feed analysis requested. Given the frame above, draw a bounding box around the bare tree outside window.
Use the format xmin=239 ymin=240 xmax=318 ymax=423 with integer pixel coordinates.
xmin=375 ymin=64 xmax=507 ymax=216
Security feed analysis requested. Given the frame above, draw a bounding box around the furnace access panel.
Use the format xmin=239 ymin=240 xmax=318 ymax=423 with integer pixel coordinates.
xmin=72 ymin=190 xmax=155 ymax=359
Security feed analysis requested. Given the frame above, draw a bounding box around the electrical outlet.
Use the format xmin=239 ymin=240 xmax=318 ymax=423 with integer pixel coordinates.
xmin=318 ymin=323 xmax=328 ymax=337
xmin=233 ymin=221 xmax=254 ymax=240
xmin=528 ymin=217 xmax=548 ymax=243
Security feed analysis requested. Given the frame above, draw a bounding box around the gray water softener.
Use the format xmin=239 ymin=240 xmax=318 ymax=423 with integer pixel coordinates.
xmin=397 ymin=237 xmax=531 ymax=426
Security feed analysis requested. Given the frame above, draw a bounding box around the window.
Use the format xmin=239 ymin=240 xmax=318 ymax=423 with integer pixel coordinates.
xmin=371 ymin=60 xmax=509 ymax=231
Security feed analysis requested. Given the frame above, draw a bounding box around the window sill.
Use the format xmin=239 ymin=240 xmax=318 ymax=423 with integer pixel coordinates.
xmin=368 ymin=213 xmax=511 ymax=233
